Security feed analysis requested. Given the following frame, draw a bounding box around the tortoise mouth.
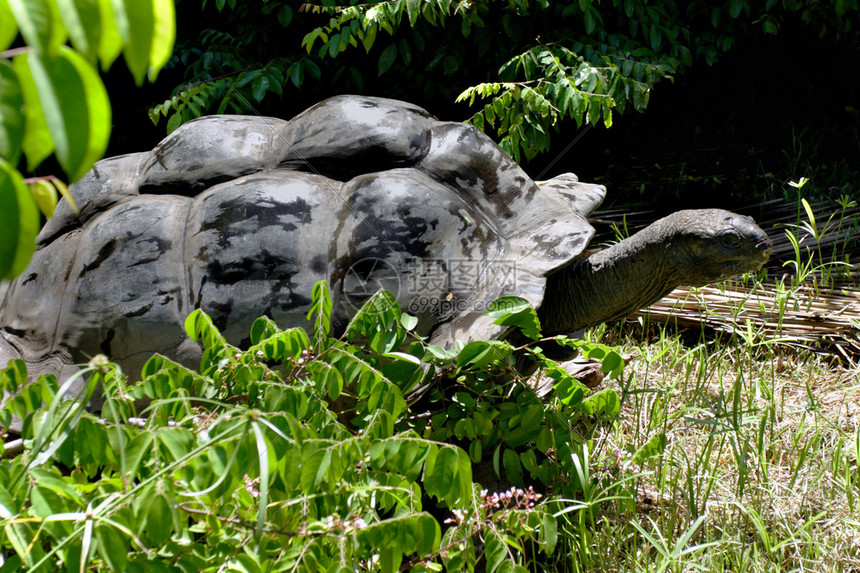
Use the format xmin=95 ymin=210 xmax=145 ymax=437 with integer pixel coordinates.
xmin=723 ymin=260 xmax=759 ymax=273
xmin=723 ymin=251 xmax=770 ymax=274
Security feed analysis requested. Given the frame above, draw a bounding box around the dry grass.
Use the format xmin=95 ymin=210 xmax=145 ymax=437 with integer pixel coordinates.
xmin=552 ymin=313 xmax=860 ymax=572
xmin=629 ymin=282 xmax=860 ymax=362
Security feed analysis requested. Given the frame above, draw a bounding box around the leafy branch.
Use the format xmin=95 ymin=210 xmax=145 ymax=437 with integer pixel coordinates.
xmin=0 ymin=0 xmax=176 ymax=279
xmin=1 ymin=282 xmax=630 ymax=570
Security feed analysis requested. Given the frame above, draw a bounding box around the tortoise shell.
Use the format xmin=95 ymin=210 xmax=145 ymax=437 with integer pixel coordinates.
xmin=0 ymin=95 xmax=605 ymax=378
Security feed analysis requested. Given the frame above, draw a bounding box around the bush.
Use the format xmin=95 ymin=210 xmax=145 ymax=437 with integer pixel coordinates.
xmin=0 ymin=282 xmax=630 ymax=572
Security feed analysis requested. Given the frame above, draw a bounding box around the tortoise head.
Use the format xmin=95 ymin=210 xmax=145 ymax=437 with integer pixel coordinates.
xmin=661 ymin=209 xmax=772 ymax=286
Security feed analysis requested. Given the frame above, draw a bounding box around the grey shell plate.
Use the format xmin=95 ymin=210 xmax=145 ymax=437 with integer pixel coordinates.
xmin=0 ymin=95 xmax=605 ymax=379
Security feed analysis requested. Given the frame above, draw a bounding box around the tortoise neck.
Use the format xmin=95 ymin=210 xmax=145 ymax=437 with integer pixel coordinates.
xmin=537 ymin=222 xmax=683 ymax=335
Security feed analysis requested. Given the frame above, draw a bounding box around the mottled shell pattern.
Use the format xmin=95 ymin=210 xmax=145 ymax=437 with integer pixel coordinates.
xmin=0 ymin=95 xmax=605 ymax=379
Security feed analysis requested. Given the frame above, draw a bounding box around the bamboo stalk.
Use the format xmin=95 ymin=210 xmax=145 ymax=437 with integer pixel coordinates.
xmin=629 ymin=283 xmax=860 ymax=360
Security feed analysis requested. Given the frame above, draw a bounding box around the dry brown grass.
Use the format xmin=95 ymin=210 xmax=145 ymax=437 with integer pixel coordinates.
xmin=569 ymin=319 xmax=860 ymax=571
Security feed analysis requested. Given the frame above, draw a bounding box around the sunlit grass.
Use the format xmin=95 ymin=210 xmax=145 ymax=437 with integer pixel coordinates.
xmin=546 ymin=302 xmax=860 ymax=572
xmin=545 ymin=183 xmax=860 ymax=572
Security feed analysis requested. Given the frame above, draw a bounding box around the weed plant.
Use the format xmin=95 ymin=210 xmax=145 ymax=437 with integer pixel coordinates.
xmin=781 ymin=177 xmax=856 ymax=293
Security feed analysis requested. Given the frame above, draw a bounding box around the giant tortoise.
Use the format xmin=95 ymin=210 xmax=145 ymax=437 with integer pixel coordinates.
xmin=0 ymin=95 xmax=771 ymax=385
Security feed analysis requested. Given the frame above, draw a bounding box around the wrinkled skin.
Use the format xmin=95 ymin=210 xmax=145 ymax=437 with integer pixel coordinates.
xmin=539 ymin=209 xmax=771 ymax=336
xmin=0 ymin=95 xmax=770 ymax=394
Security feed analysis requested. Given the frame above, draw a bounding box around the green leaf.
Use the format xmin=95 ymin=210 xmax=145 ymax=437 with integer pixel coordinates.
xmin=344 ymin=289 xmax=401 ymax=340
xmin=16 ymin=48 xmax=111 ymax=180
xmin=584 ymin=7 xmax=596 ymax=34
xmin=74 ymin=416 xmax=106 ymax=469
xmin=56 ymin=0 xmax=103 ymax=61
xmin=581 ymin=388 xmax=620 ymax=419
xmin=633 ymin=432 xmax=667 ymax=463
xmin=250 ymin=327 xmax=309 ymax=363
xmin=303 ymin=58 xmax=321 ymax=80
xmin=301 ymin=28 xmax=325 ymax=54
xmin=649 ymin=25 xmax=661 ymax=51
xmin=502 ymin=447 xmax=523 ymax=486
xmin=148 ymin=0 xmax=175 ymax=79
xmin=729 ymin=0 xmax=744 ymax=18
xmin=456 ymin=447 xmax=472 ymax=502
xmin=540 ymin=510 xmax=558 ymax=553
xmin=469 ymin=439 xmax=482 ymax=463
xmin=29 ymin=485 xmax=69 ymax=517
xmin=0 ymin=359 xmax=27 ymax=393
xmin=97 ymin=0 xmax=123 ymax=66
xmin=456 ymin=341 xmax=501 ymax=368
xmin=114 ymin=0 xmax=175 ymax=84
xmin=399 ymin=313 xmax=418 ymax=331
xmin=249 ymin=316 xmax=279 ymax=345
xmin=485 ymin=296 xmax=541 ymax=340
xmin=300 ymin=448 xmax=329 ymax=491
xmin=29 ymin=179 xmax=57 ymax=218
xmin=288 ymin=61 xmax=304 ymax=88
xmin=307 ymin=360 xmax=344 ymax=401
xmin=307 ymin=280 xmax=332 ymax=343
xmin=0 ymin=485 xmax=17 ymax=519
xmin=427 ymin=446 xmax=459 ymax=505
xmin=115 ymin=0 xmax=149 ymax=84
xmin=157 ymin=427 xmax=194 ymax=461
xmin=6 ymin=523 xmax=47 ymax=570
xmin=485 ymin=532 xmax=505 ymax=573
xmin=142 ymin=491 xmax=173 ymax=545
xmin=378 ymin=43 xmax=397 ymax=76
xmin=0 ymin=0 xmax=18 ymax=51
xmin=250 ymin=420 xmax=270 ymax=538
xmin=415 ymin=513 xmax=441 ymax=557
xmin=0 ymin=161 xmax=38 ymax=279
xmin=0 ymin=61 xmax=24 ymax=165
xmin=95 ymin=524 xmax=128 ymax=572
xmin=600 ymin=348 xmax=624 ymax=377
xmin=362 ymin=23 xmax=377 ymax=52
xmin=586 ymin=96 xmax=601 ymax=125
xmin=251 ymin=74 xmax=269 ymax=102
xmin=398 ymin=39 xmax=412 ymax=66
xmin=371 ymin=327 xmax=405 ymax=355
xmin=503 ymin=423 xmax=541 ymax=448
xmin=165 ymin=109 xmax=182 ymax=133
xmin=13 ymin=53 xmax=54 ymax=170
xmin=277 ymin=5 xmax=292 ymax=26
xmin=184 ymin=309 xmax=227 ymax=348
xmin=405 ymin=0 xmax=419 ymax=25
xmin=442 ymin=54 xmax=459 ymax=75
xmin=519 ymin=403 xmax=543 ymax=431
xmin=6 ymin=0 xmax=65 ymax=54
xmin=124 ymin=431 xmax=154 ymax=480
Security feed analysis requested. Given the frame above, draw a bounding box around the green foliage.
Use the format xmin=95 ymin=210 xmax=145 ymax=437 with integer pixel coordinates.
xmin=0 ymin=161 xmax=37 ymax=279
xmin=0 ymin=282 xmax=627 ymax=571
xmin=780 ymin=178 xmax=855 ymax=290
xmin=150 ymin=1 xmax=319 ymax=132
xmin=0 ymin=0 xmax=176 ymax=279
xmin=163 ymin=0 xmax=858 ymax=162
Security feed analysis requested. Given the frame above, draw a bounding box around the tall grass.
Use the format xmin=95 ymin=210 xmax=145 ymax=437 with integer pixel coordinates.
xmin=551 ymin=325 xmax=860 ymax=572
xmin=549 ymin=184 xmax=860 ymax=572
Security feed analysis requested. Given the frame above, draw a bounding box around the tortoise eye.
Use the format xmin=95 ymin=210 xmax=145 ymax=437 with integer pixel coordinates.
xmin=718 ymin=233 xmax=742 ymax=249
